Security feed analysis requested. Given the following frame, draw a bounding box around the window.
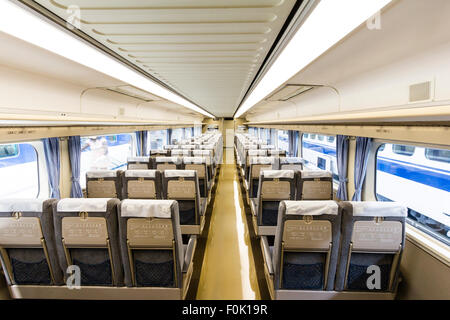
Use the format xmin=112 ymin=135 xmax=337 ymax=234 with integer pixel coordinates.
xmin=392 ymin=144 xmax=415 ymax=156
xmin=185 ymin=127 xmax=193 ymax=139
xmin=171 ymin=128 xmax=184 ymax=144
xmin=80 ymin=133 xmax=134 ymax=188
xmin=278 ymin=130 xmax=289 ymax=153
xmin=0 ymin=143 xmax=39 ymax=198
xmin=149 ymin=130 xmax=167 ymax=150
xmin=376 ymin=143 xmax=450 ymax=245
xmin=302 ymin=133 xmax=338 ymax=183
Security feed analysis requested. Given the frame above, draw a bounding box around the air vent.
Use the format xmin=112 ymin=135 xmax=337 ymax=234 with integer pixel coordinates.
xmin=108 ymin=85 xmax=161 ymax=102
xmin=266 ymin=84 xmax=317 ymax=101
xmin=409 ymin=81 xmax=431 ymax=102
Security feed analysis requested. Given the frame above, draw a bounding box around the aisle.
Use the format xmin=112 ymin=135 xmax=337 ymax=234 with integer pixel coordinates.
xmin=196 ymin=150 xmax=261 ymax=299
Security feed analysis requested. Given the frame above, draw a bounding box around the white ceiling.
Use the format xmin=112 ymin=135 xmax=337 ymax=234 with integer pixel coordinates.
xmin=32 ymin=0 xmax=297 ymax=117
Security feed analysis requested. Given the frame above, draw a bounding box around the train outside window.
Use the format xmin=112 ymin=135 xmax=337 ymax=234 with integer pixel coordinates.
xmin=149 ymin=130 xmax=168 ymax=150
xmin=301 ymin=133 xmax=338 ymax=183
xmin=376 ymin=143 xmax=450 ymax=244
xmin=80 ymin=133 xmax=134 ymax=188
xmin=277 ymin=130 xmax=289 ymax=154
xmin=171 ymin=128 xmax=184 ymax=144
xmin=0 ymin=143 xmax=39 ymax=198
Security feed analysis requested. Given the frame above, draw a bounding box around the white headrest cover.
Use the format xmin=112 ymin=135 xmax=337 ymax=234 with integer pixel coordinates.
xmin=164 ymin=170 xmax=196 ymax=178
xmin=127 ymin=156 xmax=150 ymax=162
xmin=250 ymin=156 xmax=275 ymax=164
xmin=57 ymin=198 xmax=110 ymax=212
xmin=150 ymin=150 xmax=168 ymax=155
xmin=284 ymin=200 xmax=338 ymax=216
xmin=301 ymin=170 xmax=332 ymax=179
xmin=181 ymin=145 xmax=195 ymax=149
xmin=281 ymin=157 xmax=304 ymax=164
xmin=201 ymin=145 xmax=214 ymax=150
xmin=193 ymin=150 xmax=212 ymax=156
xmin=163 ymin=145 xmax=178 ymax=149
xmin=248 ymin=150 xmax=266 ymax=156
xmin=351 ymin=201 xmax=407 ymax=217
xmin=183 ymin=157 xmax=206 ymax=164
xmin=125 ymin=170 xmax=157 ymax=178
xmin=121 ymin=199 xmax=175 ymax=218
xmin=269 ymin=150 xmax=285 ymax=155
xmin=155 ymin=156 xmax=181 ymax=163
xmin=0 ymin=199 xmax=46 ymax=212
xmin=260 ymin=145 xmax=275 ymax=149
xmin=171 ymin=150 xmax=190 ymax=155
xmin=262 ymin=170 xmax=295 ymax=179
xmin=86 ymin=170 xmax=117 ymax=178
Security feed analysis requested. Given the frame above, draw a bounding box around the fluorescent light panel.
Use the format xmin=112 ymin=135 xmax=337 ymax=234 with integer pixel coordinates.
xmin=0 ymin=1 xmax=214 ymax=118
xmin=235 ymin=0 xmax=392 ymax=118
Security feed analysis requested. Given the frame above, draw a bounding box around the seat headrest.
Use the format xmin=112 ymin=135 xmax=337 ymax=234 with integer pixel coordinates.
xmin=57 ymin=198 xmax=111 ymax=212
xmin=155 ymin=156 xmax=181 ymax=163
xmin=86 ymin=170 xmax=117 ymax=178
xmin=248 ymin=150 xmax=266 ymax=156
xmin=163 ymin=145 xmax=178 ymax=149
xmin=171 ymin=150 xmax=190 ymax=155
xmin=281 ymin=157 xmax=304 ymax=164
xmin=260 ymin=145 xmax=275 ymax=149
xmin=250 ymin=156 xmax=276 ymax=164
xmin=150 ymin=150 xmax=168 ymax=155
xmin=181 ymin=145 xmax=195 ymax=149
xmin=0 ymin=199 xmax=47 ymax=213
xmin=268 ymin=150 xmax=285 ymax=155
xmin=183 ymin=157 xmax=206 ymax=164
xmin=300 ymin=170 xmax=332 ymax=179
xmin=349 ymin=201 xmax=407 ymax=217
xmin=125 ymin=170 xmax=157 ymax=178
xmin=127 ymin=156 xmax=150 ymax=162
xmin=120 ymin=199 xmax=175 ymax=218
xmin=193 ymin=150 xmax=212 ymax=156
xmin=164 ymin=170 xmax=196 ymax=178
xmin=284 ymin=200 xmax=338 ymax=216
xmin=261 ymin=170 xmax=295 ymax=179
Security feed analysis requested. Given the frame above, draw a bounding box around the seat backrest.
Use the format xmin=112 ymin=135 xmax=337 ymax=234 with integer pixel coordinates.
xmin=154 ymin=156 xmax=182 ymax=171
xmin=122 ymin=170 xmax=162 ymax=199
xmin=171 ymin=149 xmax=191 ymax=157
xmin=127 ymin=156 xmax=151 ymax=170
xmin=248 ymin=156 xmax=278 ymax=198
xmin=53 ymin=198 xmax=123 ymax=286
xmin=150 ymin=150 xmax=170 ymax=159
xmin=260 ymin=145 xmax=275 ymax=150
xmin=280 ymin=157 xmax=303 ymax=171
xmin=192 ymin=150 xmax=214 ymax=181
xmin=118 ymin=200 xmax=183 ymax=288
xmin=268 ymin=149 xmax=287 ymax=157
xmin=246 ymin=150 xmax=267 ymax=166
xmin=0 ymin=199 xmax=63 ymax=285
xmin=335 ymin=201 xmax=407 ymax=292
xmin=273 ymin=200 xmax=341 ymax=291
xmin=163 ymin=145 xmax=179 ymax=150
xmin=183 ymin=157 xmax=208 ymax=198
xmin=86 ymin=170 xmax=122 ymax=199
xmin=256 ymin=170 xmax=296 ymax=226
xmin=163 ymin=170 xmax=201 ymax=226
xmin=296 ymin=170 xmax=333 ymax=200
xmin=181 ymin=145 xmax=196 ymax=150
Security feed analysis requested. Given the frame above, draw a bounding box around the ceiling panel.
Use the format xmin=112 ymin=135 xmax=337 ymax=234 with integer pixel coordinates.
xmin=32 ymin=0 xmax=297 ymax=117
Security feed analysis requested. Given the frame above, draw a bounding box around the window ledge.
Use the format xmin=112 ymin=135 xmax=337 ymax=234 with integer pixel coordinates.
xmin=405 ymin=224 xmax=450 ymax=267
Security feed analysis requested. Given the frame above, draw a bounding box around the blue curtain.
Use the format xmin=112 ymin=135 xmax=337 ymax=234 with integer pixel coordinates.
xmin=167 ymin=129 xmax=172 ymax=144
xmin=142 ymin=131 xmax=148 ymax=156
xmin=336 ymin=135 xmax=349 ymax=200
xmin=135 ymin=131 xmax=142 ymax=156
xmin=352 ymin=137 xmax=373 ymax=201
xmin=191 ymin=127 xmax=194 ymax=137
xmin=288 ymin=131 xmax=299 ymax=157
xmin=42 ymin=137 xmax=60 ymax=199
xmin=68 ymin=136 xmax=83 ymax=198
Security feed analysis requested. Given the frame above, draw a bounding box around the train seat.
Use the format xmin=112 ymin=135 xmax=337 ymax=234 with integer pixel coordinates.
xmin=127 ymin=156 xmax=151 ymax=170
xmin=280 ymin=157 xmax=304 ymax=171
xmin=192 ymin=149 xmax=214 ymax=185
xmin=53 ymin=198 xmax=123 ymax=286
xmin=0 ymin=199 xmax=64 ymax=286
xmin=162 ymin=170 xmax=206 ymax=235
xmin=251 ymin=170 xmax=296 ymax=236
xmin=245 ymin=150 xmax=268 ymax=179
xmin=154 ymin=156 xmax=182 ymax=171
xmin=296 ymin=170 xmax=333 ymax=200
xmin=150 ymin=150 xmax=171 ymax=159
xmin=262 ymin=200 xmax=341 ymax=299
xmin=335 ymin=201 xmax=406 ymax=293
xmin=122 ymin=170 xmax=163 ymax=200
xmin=182 ymin=157 xmax=210 ymax=199
xmin=247 ymin=157 xmax=278 ymax=199
xmin=268 ymin=149 xmax=287 ymax=157
xmin=118 ymin=199 xmax=196 ymax=299
xmin=86 ymin=170 xmax=122 ymax=199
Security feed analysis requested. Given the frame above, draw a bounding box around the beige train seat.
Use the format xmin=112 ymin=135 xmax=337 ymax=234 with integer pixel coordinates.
xmin=53 ymin=198 xmax=123 ymax=286
xmin=154 ymin=156 xmax=182 ymax=171
xmin=118 ymin=200 xmax=196 ymax=299
xmin=247 ymin=156 xmax=278 ymax=199
xmin=245 ymin=150 xmax=267 ymax=180
xmin=335 ymin=202 xmax=407 ymax=293
xmin=251 ymin=170 xmax=296 ymax=236
xmin=182 ymin=157 xmax=210 ymax=198
xmin=296 ymin=170 xmax=333 ymax=200
xmin=280 ymin=157 xmax=304 ymax=171
xmin=150 ymin=149 xmax=170 ymax=160
xmin=192 ymin=149 xmax=214 ymax=185
xmin=122 ymin=170 xmax=163 ymax=199
xmin=0 ymin=199 xmax=63 ymax=286
xmin=262 ymin=201 xmax=341 ymax=299
xmin=127 ymin=156 xmax=151 ymax=170
xmin=86 ymin=170 xmax=122 ymax=199
xmin=162 ymin=170 xmax=206 ymax=235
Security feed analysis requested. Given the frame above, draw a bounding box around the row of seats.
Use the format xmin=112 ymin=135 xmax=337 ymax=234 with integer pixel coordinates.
xmin=261 ymin=200 xmax=406 ymax=298
xmin=86 ymin=170 xmax=207 ymax=234
xmin=0 ymin=198 xmax=194 ymax=290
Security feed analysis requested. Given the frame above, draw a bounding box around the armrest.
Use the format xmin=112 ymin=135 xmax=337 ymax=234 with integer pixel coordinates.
xmin=183 ymin=235 xmax=197 ymax=273
xmin=199 ymin=198 xmax=207 ymax=216
xmin=250 ymin=198 xmax=258 ymax=216
xmin=261 ymin=236 xmax=274 ymax=275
